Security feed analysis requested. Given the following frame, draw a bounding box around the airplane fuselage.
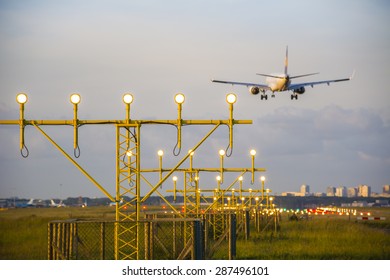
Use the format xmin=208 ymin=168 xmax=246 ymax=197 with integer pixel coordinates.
xmin=265 ymin=73 xmax=290 ymax=92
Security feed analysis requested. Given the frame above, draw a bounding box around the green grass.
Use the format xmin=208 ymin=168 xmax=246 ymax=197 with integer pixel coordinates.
xmin=0 ymin=207 xmax=115 ymax=259
xmin=213 ymin=213 xmax=390 ymax=260
xmin=1 ymin=207 xmax=389 ymax=259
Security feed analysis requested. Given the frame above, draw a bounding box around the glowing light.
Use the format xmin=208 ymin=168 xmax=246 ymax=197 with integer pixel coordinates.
xmin=174 ymin=93 xmax=185 ymax=104
xmin=157 ymin=150 xmax=164 ymax=157
xmin=16 ymin=93 xmax=28 ymax=104
xmin=250 ymin=149 xmax=256 ymax=156
xmin=226 ymin=93 xmax=237 ymax=104
xmin=70 ymin=93 xmax=81 ymax=105
xmin=123 ymin=93 xmax=133 ymax=104
xmin=219 ymin=149 xmax=225 ymax=156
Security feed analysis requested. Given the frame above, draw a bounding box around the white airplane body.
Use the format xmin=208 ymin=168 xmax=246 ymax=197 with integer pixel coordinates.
xmin=50 ymin=199 xmax=66 ymax=207
xmin=212 ymin=46 xmax=353 ymax=100
xmin=27 ymin=198 xmax=47 ymax=207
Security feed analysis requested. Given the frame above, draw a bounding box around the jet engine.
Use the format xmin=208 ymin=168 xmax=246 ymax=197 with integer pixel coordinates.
xmin=293 ymin=87 xmax=305 ymax=94
xmin=249 ymin=86 xmax=260 ymax=95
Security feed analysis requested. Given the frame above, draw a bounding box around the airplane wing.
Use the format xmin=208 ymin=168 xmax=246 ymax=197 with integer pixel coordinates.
xmin=288 ymin=76 xmax=352 ymax=91
xmin=211 ymin=79 xmax=271 ymax=91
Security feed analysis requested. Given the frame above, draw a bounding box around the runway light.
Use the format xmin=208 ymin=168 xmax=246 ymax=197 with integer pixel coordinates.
xmin=219 ymin=149 xmax=225 ymax=156
xmin=16 ymin=93 xmax=28 ymax=104
xmin=123 ymin=93 xmax=133 ymax=104
xmin=250 ymin=149 xmax=256 ymax=156
xmin=157 ymin=150 xmax=164 ymax=157
xmin=70 ymin=93 xmax=81 ymax=105
xmin=226 ymin=93 xmax=237 ymax=104
xmin=260 ymin=176 xmax=266 ymax=182
xmin=172 ymin=176 xmax=178 ymax=181
xmin=174 ymin=93 xmax=185 ymax=104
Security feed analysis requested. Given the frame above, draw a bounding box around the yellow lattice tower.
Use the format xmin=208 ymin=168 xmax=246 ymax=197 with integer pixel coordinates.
xmin=115 ymin=124 xmax=140 ymax=260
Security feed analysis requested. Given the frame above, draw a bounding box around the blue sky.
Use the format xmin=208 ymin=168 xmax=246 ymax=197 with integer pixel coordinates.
xmin=0 ymin=0 xmax=389 ymax=199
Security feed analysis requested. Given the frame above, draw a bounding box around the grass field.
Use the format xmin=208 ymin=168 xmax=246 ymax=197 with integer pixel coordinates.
xmin=0 ymin=206 xmax=389 ymax=260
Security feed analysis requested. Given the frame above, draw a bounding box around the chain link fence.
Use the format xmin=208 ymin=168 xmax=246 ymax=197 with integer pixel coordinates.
xmin=48 ymin=218 xmax=203 ymax=260
xmin=48 ymin=210 xmax=278 ymax=260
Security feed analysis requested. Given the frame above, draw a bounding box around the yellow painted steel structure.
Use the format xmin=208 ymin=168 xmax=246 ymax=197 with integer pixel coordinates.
xmin=0 ymin=92 xmax=255 ymax=260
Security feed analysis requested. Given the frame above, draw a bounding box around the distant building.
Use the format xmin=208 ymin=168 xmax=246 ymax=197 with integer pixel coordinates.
xmin=383 ymin=185 xmax=390 ymax=194
xmin=314 ymin=192 xmax=326 ymax=197
xmin=281 ymin=192 xmax=305 ymax=197
xmin=347 ymin=187 xmax=358 ymax=198
xmin=335 ymin=186 xmax=347 ymax=197
xmin=326 ymin=186 xmax=336 ymax=197
xmin=352 ymin=201 xmax=368 ymax=207
xmin=300 ymin=184 xmax=310 ymax=196
xmin=358 ymin=185 xmax=371 ymax=197
xmin=281 ymin=192 xmax=296 ymax=197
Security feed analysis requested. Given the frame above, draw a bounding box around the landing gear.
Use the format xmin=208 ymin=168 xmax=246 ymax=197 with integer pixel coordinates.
xmin=260 ymin=94 xmax=268 ymax=100
xmin=291 ymin=94 xmax=298 ymax=100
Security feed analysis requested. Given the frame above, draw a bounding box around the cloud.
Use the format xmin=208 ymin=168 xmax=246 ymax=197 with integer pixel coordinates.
xmin=251 ymin=105 xmax=390 ymax=163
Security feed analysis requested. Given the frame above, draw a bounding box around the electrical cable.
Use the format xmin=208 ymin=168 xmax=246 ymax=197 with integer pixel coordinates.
xmin=20 ymin=144 xmax=29 ymax=158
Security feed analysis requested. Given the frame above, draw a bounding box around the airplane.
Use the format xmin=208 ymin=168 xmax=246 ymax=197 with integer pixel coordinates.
xmin=50 ymin=199 xmax=66 ymax=207
xmin=212 ymin=46 xmax=353 ymax=100
xmin=26 ymin=198 xmax=47 ymax=207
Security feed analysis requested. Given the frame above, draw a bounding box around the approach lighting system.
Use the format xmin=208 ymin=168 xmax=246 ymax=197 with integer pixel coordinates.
xmin=226 ymin=93 xmax=237 ymax=104
xmin=174 ymin=93 xmax=185 ymax=104
xmin=123 ymin=93 xmax=134 ymax=104
xmin=1 ymin=90 xmax=260 ymax=260
xmin=70 ymin=93 xmax=81 ymax=105
xmin=250 ymin=149 xmax=257 ymax=156
xmin=16 ymin=93 xmax=28 ymax=104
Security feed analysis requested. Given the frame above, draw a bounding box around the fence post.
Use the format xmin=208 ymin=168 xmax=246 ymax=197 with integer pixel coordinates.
xmin=100 ymin=222 xmax=106 ymax=260
xmin=203 ymin=215 xmax=208 ymax=257
xmin=245 ymin=210 xmax=250 ymax=240
xmin=144 ymin=221 xmax=151 ymax=260
xmin=48 ymin=223 xmax=53 ymax=260
xmin=228 ymin=213 xmax=236 ymax=260
xmin=192 ymin=220 xmax=204 ymax=260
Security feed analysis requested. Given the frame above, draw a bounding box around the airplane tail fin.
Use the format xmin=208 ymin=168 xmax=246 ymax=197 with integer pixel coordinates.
xmin=284 ymin=46 xmax=288 ymax=75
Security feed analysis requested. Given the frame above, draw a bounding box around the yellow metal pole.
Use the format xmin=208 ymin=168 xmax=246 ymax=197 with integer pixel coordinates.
xmin=229 ymin=102 xmax=233 ymax=152
xmin=219 ymin=150 xmax=224 ymax=183
xmin=136 ymin=124 xmax=141 ymax=260
xmin=177 ymin=102 xmax=182 ymax=151
xmin=73 ymin=103 xmax=79 ymax=153
xmin=173 ymin=176 xmax=177 ymax=202
xmin=19 ymin=102 xmax=25 ymax=151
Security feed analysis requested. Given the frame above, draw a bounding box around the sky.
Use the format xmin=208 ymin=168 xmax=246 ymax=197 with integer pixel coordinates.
xmin=0 ymin=0 xmax=389 ymax=199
